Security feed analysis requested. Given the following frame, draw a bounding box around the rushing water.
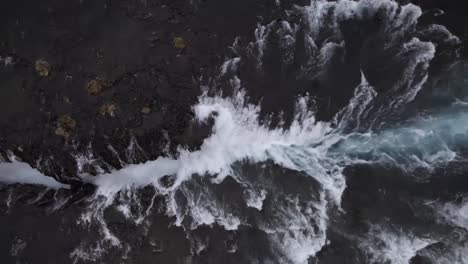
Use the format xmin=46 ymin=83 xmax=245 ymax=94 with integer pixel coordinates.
xmin=1 ymin=0 xmax=468 ymax=263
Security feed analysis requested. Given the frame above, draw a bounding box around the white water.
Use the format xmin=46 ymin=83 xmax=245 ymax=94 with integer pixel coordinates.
xmin=423 ymin=242 xmax=468 ymax=264
xmin=78 ymin=77 xmax=467 ymax=263
xmin=81 ymin=88 xmax=337 ymax=263
xmin=0 ymin=56 xmax=14 ymax=67
xmin=362 ymin=226 xmax=434 ymax=264
xmin=440 ymin=201 xmax=468 ymax=230
xmin=0 ymin=159 xmax=69 ymax=189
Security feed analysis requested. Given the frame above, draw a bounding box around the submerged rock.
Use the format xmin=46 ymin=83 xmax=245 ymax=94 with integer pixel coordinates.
xmin=141 ymin=106 xmax=151 ymax=114
xmin=86 ymin=78 xmax=109 ymax=96
xmin=55 ymin=115 xmax=77 ymax=139
xmin=100 ymin=102 xmax=117 ymax=117
xmin=159 ymin=175 xmax=175 ymax=188
xmin=149 ymin=238 xmax=164 ymax=254
xmin=34 ymin=59 xmax=50 ymax=77
xmin=173 ymin=37 xmax=187 ymax=50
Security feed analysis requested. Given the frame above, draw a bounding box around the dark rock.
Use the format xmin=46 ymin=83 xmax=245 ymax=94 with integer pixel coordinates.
xmin=159 ymin=174 xmax=175 ymax=189
xmin=34 ymin=59 xmax=50 ymax=77
xmin=86 ymin=78 xmax=109 ymax=96
xmin=55 ymin=114 xmax=77 ymax=139
xmin=410 ymin=255 xmax=434 ymax=264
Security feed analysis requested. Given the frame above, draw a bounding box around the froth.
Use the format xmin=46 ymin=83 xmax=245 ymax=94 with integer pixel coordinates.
xmin=0 ymin=159 xmax=69 ymax=189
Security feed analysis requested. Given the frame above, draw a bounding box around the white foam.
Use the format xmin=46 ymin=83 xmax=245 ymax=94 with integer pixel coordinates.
xmin=334 ymin=72 xmax=378 ymax=131
xmin=220 ymin=57 xmax=241 ymax=76
xmin=423 ymin=242 xmax=468 ymax=264
xmin=261 ymin=193 xmax=329 ymax=264
xmin=86 ymin=157 xmax=179 ymax=200
xmin=362 ymin=226 xmax=433 ymax=264
xmin=80 ymin=87 xmax=339 ymax=262
xmin=436 ymin=200 xmax=468 ymax=230
xmin=82 ymin=75 xmax=467 ymax=263
xmin=301 ymin=0 xmax=423 ymax=43
xmin=173 ymin=183 xmax=242 ymax=231
xmin=0 ymin=56 xmax=13 ymax=66
xmin=0 ymin=160 xmax=69 ymax=189
xmin=245 ymin=189 xmax=267 ymax=210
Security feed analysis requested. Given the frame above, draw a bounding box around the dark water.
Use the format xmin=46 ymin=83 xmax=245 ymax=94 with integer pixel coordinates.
xmin=1 ymin=0 xmax=468 ymax=263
